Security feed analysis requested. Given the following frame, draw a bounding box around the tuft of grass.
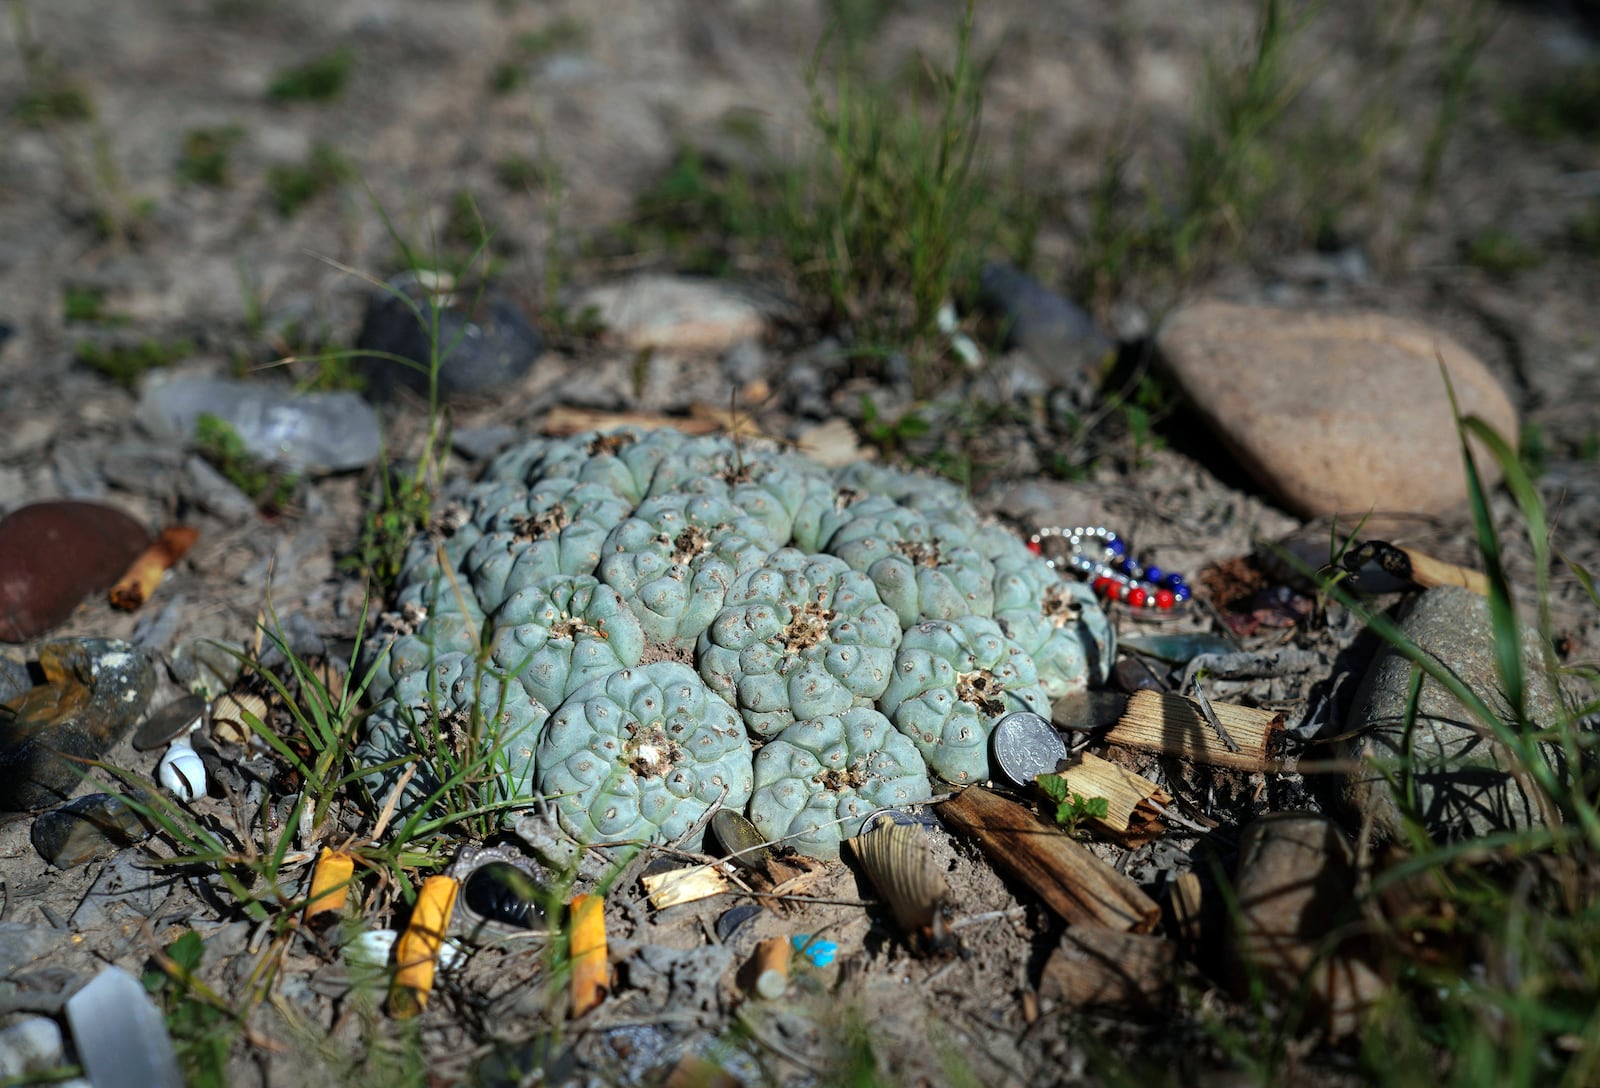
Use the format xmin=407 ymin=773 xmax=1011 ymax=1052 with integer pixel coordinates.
xmin=266 ymin=143 xmax=352 ymax=217
xmin=178 ymin=124 xmax=245 ymax=188
xmin=1567 ymin=201 xmax=1600 ymax=257
xmin=1501 ymin=59 xmax=1600 ymax=143
xmin=1465 ymin=227 xmax=1544 ymax=278
xmin=267 ymin=46 xmax=354 ymax=103
xmin=620 ymin=1 xmax=1036 ymax=396
xmin=194 ymin=412 xmax=300 ymax=512
xmin=76 ymin=336 xmax=194 ymax=388
xmin=488 ymin=17 xmax=588 ymax=94
xmin=1300 ymin=378 xmax=1600 ymax=1085
xmin=62 ymin=284 xmax=110 ymax=323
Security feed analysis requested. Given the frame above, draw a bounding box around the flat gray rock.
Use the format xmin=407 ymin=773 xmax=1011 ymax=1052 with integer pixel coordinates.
xmin=1156 ymin=302 xmax=1518 ymax=517
xmin=1340 ymin=586 xmax=1572 ymax=841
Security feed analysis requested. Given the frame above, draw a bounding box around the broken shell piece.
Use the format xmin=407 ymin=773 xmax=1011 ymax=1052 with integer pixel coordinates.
xmin=157 ymin=737 xmax=206 ymax=802
xmin=210 ymin=692 xmax=266 ymax=745
xmin=847 ymin=819 xmax=950 ymax=949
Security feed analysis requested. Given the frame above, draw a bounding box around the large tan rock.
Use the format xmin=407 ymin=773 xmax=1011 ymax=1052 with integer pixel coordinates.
xmin=1156 ymin=302 xmax=1518 ymax=517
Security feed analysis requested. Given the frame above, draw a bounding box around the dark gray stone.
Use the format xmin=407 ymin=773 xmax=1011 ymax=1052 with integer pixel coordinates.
xmin=355 ymin=273 xmax=543 ymax=400
xmin=1340 ymin=586 xmax=1574 ymax=841
xmin=977 ymin=263 xmax=1113 ymax=380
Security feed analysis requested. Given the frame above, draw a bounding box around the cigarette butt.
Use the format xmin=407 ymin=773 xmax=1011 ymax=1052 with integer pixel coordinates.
xmin=751 ymin=937 xmax=791 ymax=999
xmin=569 ymin=893 xmax=609 ymax=1018
xmin=304 ymin=848 xmax=355 ymax=931
xmin=389 ymin=875 xmax=459 ymax=1018
xmin=109 ymin=526 xmax=199 ymax=611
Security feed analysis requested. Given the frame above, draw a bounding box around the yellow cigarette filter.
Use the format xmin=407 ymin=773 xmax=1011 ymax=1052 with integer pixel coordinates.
xmin=303 ymin=848 xmax=355 ymax=931
xmin=389 ymin=875 xmax=460 ymax=1018
xmin=569 ymin=893 xmax=609 ymax=1018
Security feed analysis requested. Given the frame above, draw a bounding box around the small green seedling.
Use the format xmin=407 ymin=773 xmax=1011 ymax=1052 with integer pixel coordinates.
xmin=1037 ymin=774 xmax=1108 ymax=835
xmin=194 ymin=413 xmax=299 ymax=511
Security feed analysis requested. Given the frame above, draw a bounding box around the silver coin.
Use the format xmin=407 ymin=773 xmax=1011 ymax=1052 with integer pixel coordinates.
xmin=131 ymin=694 xmax=207 ymax=751
xmin=990 ymin=711 xmax=1068 ymax=786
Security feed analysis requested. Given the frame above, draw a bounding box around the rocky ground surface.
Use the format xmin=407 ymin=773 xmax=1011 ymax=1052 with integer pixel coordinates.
xmin=2 ymin=1 xmax=1599 ymax=1086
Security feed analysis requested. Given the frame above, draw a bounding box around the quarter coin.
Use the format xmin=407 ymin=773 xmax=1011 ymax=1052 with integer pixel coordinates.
xmin=991 ymin=710 xmax=1068 ymax=786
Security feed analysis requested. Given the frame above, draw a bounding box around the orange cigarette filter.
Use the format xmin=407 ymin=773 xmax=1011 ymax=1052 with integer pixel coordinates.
xmin=751 ymin=937 xmax=791 ymax=999
xmin=303 ymin=848 xmax=355 ymax=931
xmin=389 ymin=874 xmax=460 ymax=1019
xmin=569 ymin=893 xmax=609 ymax=1018
xmin=109 ymin=526 xmax=200 ymax=611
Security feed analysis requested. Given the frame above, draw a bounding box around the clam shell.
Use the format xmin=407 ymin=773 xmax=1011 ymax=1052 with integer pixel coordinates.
xmin=848 ymin=820 xmax=947 ymax=937
xmin=211 ymin=692 xmax=267 ymax=745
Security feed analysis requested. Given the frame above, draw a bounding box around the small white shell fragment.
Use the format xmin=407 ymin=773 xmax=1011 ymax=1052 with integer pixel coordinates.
xmin=157 ymin=737 xmax=206 ymax=802
xmin=344 ymin=927 xmax=464 ymax=972
xmin=345 ymin=928 xmax=398 ymax=969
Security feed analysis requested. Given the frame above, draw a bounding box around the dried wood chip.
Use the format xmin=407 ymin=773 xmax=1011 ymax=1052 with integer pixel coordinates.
xmin=1106 ymin=689 xmax=1286 ymax=772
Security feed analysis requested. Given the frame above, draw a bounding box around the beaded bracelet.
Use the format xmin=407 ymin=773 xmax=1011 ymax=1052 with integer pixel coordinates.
xmin=1027 ymin=526 xmax=1190 ymax=610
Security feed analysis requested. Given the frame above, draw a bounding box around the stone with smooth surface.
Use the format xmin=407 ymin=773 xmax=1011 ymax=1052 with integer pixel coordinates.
xmin=1156 ymin=302 xmax=1518 ymax=516
xmin=355 ymin=273 xmax=543 ymax=400
xmin=978 ymin=263 xmax=1113 ymax=381
xmin=66 ymin=966 xmax=184 ymax=1088
xmin=140 ymin=374 xmax=382 ymax=473
xmin=1229 ymin=814 xmax=1384 ymax=1038
xmin=0 ymin=501 xmax=151 ymax=642
xmin=577 ymin=276 xmax=766 ymax=354
xmin=31 ymin=792 xmax=151 ymax=869
xmin=1340 ymin=586 xmax=1569 ymax=841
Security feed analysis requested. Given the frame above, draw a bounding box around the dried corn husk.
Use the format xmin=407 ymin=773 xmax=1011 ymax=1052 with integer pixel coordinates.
xmin=847 ymin=820 xmax=949 ymax=947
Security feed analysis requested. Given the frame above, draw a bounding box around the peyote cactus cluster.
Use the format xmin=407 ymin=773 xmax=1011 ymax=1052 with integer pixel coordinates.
xmin=357 ymin=428 xmax=1112 ymax=858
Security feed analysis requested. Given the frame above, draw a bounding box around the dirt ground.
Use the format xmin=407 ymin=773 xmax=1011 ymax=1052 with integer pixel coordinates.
xmin=1 ymin=1 xmax=1598 ymax=1085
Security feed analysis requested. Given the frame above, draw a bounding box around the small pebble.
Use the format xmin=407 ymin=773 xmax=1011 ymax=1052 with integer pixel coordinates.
xmin=31 ymin=792 xmax=152 ymax=869
xmin=715 ymin=904 xmax=762 ymax=943
xmin=0 ymin=1016 xmax=65 ymax=1080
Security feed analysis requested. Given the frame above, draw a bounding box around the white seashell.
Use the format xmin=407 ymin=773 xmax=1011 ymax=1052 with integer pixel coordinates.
xmin=343 ymin=927 xmax=463 ymax=972
xmin=157 ymin=738 xmax=207 ymax=802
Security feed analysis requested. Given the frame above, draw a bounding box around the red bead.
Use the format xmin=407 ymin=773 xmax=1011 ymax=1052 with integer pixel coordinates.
xmin=1155 ymin=589 xmax=1176 ymax=609
xmin=1127 ymin=586 xmax=1148 ymax=607
xmin=1027 ymin=540 xmax=1042 ymax=555
xmin=1092 ymin=576 xmax=1115 ymax=597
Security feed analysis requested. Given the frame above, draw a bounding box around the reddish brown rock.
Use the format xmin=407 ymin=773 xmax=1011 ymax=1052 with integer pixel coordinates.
xmin=0 ymin=502 xmax=151 ymax=642
xmin=1156 ymin=302 xmax=1518 ymax=517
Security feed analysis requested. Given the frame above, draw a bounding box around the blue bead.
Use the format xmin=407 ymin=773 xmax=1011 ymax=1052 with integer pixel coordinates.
xmin=1162 ymin=573 xmax=1184 ymax=588
xmin=1106 ymin=538 xmax=1126 ymax=558
xmin=1144 ymin=565 xmax=1163 ymax=583
xmin=1173 ymin=585 xmax=1191 ymax=602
